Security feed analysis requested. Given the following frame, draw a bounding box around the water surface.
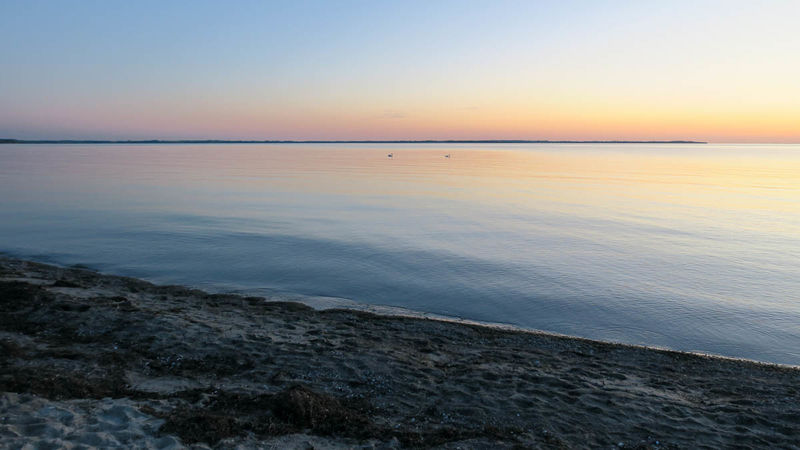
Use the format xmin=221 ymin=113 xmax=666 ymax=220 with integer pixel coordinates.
xmin=1 ymin=143 xmax=799 ymax=364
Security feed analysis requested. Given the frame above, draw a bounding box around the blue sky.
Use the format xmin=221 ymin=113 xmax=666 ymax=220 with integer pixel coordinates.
xmin=1 ymin=1 xmax=799 ymax=141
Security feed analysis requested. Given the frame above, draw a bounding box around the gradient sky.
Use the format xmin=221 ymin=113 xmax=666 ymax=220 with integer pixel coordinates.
xmin=1 ymin=0 xmax=798 ymax=142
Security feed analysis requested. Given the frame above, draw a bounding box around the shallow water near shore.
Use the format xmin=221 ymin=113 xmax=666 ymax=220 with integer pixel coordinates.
xmin=1 ymin=142 xmax=799 ymax=364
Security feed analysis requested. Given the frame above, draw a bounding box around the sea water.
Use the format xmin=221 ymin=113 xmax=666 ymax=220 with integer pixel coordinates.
xmin=1 ymin=143 xmax=798 ymax=364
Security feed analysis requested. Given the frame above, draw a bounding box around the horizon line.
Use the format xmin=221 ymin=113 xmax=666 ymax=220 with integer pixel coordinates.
xmin=0 ymin=138 xmax=708 ymax=144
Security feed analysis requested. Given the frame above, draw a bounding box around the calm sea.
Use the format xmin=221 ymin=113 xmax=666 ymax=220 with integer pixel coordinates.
xmin=1 ymin=143 xmax=798 ymax=364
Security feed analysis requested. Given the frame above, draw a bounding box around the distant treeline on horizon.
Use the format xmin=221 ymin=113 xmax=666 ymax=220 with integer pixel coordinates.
xmin=0 ymin=139 xmax=706 ymax=144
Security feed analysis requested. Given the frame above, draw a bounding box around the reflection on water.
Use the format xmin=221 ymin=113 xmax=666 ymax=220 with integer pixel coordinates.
xmin=1 ymin=143 xmax=799 ymax=364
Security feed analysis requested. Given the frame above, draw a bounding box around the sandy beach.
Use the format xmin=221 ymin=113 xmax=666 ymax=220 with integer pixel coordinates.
xmin=1 ymin=256 xmax=798 ymax=449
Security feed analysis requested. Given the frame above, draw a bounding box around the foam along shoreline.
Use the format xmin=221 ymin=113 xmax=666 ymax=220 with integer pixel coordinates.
xmin=265 ymin=291 xmax=799 ymax=370
xmin=1 ymin=257 xmax=798 ymax=448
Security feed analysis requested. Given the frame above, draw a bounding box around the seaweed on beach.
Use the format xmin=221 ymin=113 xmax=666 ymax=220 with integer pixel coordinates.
xmin=0 ymin=367 xmax=132 ymax=400
xmin=159 ymin=385 xmax=375 ymax=444
xmin=157 ymin=384 xmax=531 ymax=447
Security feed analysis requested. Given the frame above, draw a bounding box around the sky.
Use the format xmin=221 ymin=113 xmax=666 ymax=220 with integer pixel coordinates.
xmin=1 ymin=0 xmax=798 ymax=142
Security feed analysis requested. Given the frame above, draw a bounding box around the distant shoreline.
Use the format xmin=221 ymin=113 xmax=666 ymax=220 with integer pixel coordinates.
xmin=0 ymin=138 xmax=706 ymax=144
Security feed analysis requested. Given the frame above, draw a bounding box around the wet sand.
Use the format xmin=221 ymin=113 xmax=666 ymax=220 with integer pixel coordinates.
xmin=1 ymin=256 xmax=798 ymax=449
